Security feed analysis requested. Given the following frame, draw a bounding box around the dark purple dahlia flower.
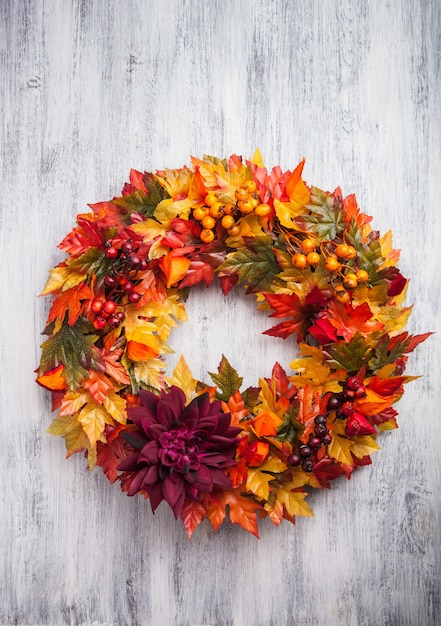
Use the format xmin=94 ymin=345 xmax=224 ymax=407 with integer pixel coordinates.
xmin=118 ymin=386 xmax=241 ymax=518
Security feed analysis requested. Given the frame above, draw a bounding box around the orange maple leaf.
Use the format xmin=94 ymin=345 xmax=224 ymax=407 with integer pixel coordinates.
xmin=221 ymin=390 xmax=249 ymax=427
xmin=180 ymin=499 xmax=207 ymax=539
xmin=47 ymin=283 xmax=94 ymax=326
xmin=325 ymin=300 xmax=384 ymax=341
xmin=206 ymin=489 xmax=261 ymax=537
xmin=83 ymin=370 xmax=114 ymax=404
xmin=101 ymin=348 xmax=130 ymax=385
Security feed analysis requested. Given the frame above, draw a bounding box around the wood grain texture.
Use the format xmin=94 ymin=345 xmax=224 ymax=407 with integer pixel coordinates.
xmin=1 ymin=0 xmax=440 ymax=624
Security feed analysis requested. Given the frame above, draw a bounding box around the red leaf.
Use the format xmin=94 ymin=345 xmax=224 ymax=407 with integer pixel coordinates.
xmin=370 ymin=406 xmax=398 ymax=426
xmin=313 ymin=457 xmax=346 ymax=488
xmin=96 ymin=436 xmax=131 ymax=483
xmin=325 ymin=301 xmax=383 ymax=341
xmin=180 ymin=499 xmax=207 ymax=538
xmin=308 ymin=318 xmax=338 ymax=344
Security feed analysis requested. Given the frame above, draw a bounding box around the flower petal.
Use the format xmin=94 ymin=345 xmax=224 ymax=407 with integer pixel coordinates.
xmin=138 ymin=440 xmax=160 ymax=464
xmin=162 ymin=474 xmax=186 ymax=518
xmin=127 ymin=467 xmax=150 ymax=496
xmin=148 ymin=481 xmax=164 ymax=513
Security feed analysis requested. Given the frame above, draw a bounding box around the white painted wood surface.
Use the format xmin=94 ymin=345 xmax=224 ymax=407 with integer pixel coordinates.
xmin=1 ymin=1 xmax=440 ymax=624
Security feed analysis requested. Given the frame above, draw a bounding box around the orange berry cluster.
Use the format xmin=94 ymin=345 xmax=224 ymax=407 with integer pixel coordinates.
xmin=191 ymin=181 xmax=271 ymax=243
xmin=291 ymin=238 xmax=370 ymax=303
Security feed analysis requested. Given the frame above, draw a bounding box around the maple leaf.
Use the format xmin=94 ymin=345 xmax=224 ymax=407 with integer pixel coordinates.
xmin=83 ymin=370 xmax=114 ymax=404
xmin=323 ymin=300 xmax=384 ymax=342
xmin=41 ymin=265 xmax=88 ymax=295
xmin=66 ymin=248 xmax=112 ymax=288
xmin=224 ymin=489 xmax=261 ymax=537
xmin=101 ymin=348 xmax=131 ymax=385
xmin=133 ymin=357 xmax=166 ymax=390
xmin=276 ymin=484 xmax=313 ymax=518
xmin=263 ymin=286 xmax=329 ymax=341
xmin=113 ymin=188 xmax=164 ymax=218
xmin=180 ymin=499 xmax=207 ymax=539
xmin=290 ymin=343 xmax=345 ymax=392
xmin=246 ymin=467 xmax=275 ymax=501
xmin=218 ymin=236 xmax=279 ymax=291
xmin=39 ymin=319 xmax=98 ymax=391
xmin=326 ymin=333 xmax=374 ymax=373
xmin=58 ymin=216 xmax=104 ymax=256
xmin=96 ymin=436 xmax=131 ymax=483
xmin=327 ymin=421 xmax=355 ymax=466
xmin=103 ymin=391 xmax=127 ymax=424
xmin=46 ymin=414 xmax=90 ymax=458
xmin=165 ymin=355 xmax=196 ymax=401
xmin=209 ymin=355 xmax=243 ymax=402
xmin=46 ymin=283 xmax=94 ymax=327
xmin=300 ymin=188 xmax=346 ymax=240
xmin=226 ymin=457 xmax=248 ymax=488
xmin=221 ymin=390 xmax=249 ymax=426
xmin=313 ymin=457 xmax=346 ymax=488
xmin=341 ymin=192 xmax=373 ymax=227
xmin=78 ymin=402 xmax=112 ymax=447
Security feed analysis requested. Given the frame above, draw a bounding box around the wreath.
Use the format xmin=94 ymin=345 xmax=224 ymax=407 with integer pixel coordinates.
xmin=37 ymin=151 xmax=429 ymax=538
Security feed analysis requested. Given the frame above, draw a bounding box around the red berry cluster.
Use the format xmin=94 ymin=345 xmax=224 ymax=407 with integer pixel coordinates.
xmin=287 ymin=414 xmax=332 ymax=473
xmin=92 ymin=239 xmax=146 ymax=330
xmin=326 ymin=377 xmax=376 ymax=437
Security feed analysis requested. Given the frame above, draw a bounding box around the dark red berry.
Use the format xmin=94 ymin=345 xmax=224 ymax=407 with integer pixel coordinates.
xmin=127 ymin=254 xmax=141 ymax=268
xmin=341 ymin=389 xmax=355 ymax=401
xmin=102 ymin=300 xmax=116 ymax=315
xmin=105 ymin=246 xmax=119 ymax=259
xmin=322 ymin=433 xmax=332 ymax=445
xmin=314 ymin=414 xmax=327 ymax=425
xmin=107 ymin=315 xmax=120 ymax=329
xmin=308 ymin=436 xmax=322 ymax=449
xmin=327 ymin=395 xmax=340 ymax=411
xmin=302 ymin=459 xmax=314 ymax=473
xmin=122 ymin=281 xmax=134 ymax=293
xmin=314 ymin=424 xmax=327 ymax=437
xmin=299 ymin=445 xmax=312 ymax=458
xmin=336 ymin=406 xmax=346 ymax=419
xmin=128 ymin=291 xmax=141 ymax=303
xmin=347 ymin=376 xmax=361 ymax=391
xmin=287 ymin=453 xmax=301 ymax=466
xmin=341 ymin=402 xmax=355 ymax=416
xmin=140 ymin=259 xmax=148 ymax=271
xmin=116 ymin=311 xmax=125 ymax=321
xmin=121 ymin=241 xmax=134 ymax=254
xmin=104 ymin=275 xmax=116 ymax=288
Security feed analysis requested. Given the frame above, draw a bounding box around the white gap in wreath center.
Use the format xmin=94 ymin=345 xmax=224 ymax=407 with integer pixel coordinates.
xmin=165 ymin=282 xmax=300 ymax=390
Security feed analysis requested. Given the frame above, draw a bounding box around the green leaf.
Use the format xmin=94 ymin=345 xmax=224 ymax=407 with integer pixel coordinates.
xmin=209 ymin=355 xmax=243 ymax=402
xmin=300 ymin=191 xmax=346 ymax=240
xmin=346 ymin=220 xmax=385 ymax=285
xmin=113 ymin=175 xmax=170 ymax=217
xmin=39 ymin=319 xmax=98 ymax=391
xmin=67 ymin=248 xmax=112 ymax=288
xmin=326 ymin=333 xmax=374 ymax=373
xmin=217 ymin=236 xmax=279 ymax=290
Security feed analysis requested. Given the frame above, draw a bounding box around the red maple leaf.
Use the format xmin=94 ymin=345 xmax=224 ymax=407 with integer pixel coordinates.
xmin=322 ymin=300 xmax=384 ymax=341
xmin=263 ymin=286 xmax=329 ymax=341
xmin=313 ymin=457 xmax=346 ymax=488
xmin=96 ymin=435 xmax=131 ymax=484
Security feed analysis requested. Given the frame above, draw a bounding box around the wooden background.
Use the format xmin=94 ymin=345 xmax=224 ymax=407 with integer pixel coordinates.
xmin=1 ymin=1 xmax=440 ymax=624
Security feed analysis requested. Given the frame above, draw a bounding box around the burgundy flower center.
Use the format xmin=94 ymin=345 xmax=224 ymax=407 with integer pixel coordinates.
xmin=158 ymin=427 xmax=201 ymax=474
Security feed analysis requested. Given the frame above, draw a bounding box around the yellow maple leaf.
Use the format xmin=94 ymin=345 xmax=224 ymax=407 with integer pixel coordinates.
xmin=58 ymin=390 xmax=91 ymax=416
xmin=46 ymin=413 xmax=99 ymax=468
xmin=246 ymin=467 xmax=274 ymax=500
xmin=165 ymin=355 xmax=196 ymax=401
xmin=290 ymin=343 xmax=346 ymax=392
xmin=130 ymin=219 xmax=170 ymax=259
xmin=274 ymin=198 xmax=308 ymax=229
xmin=133 ymin=357 xmax=165 ymax=390
xmin=102 ymin=391 xmax=127 ymax=424
xmin=41 ymin=266 xmax=87 ymax=295
xmin=276 ymin=485 xmax=313 ymax=518
xmin=78 ymin=403 xmax=112 ymax=446
xmin=351 ymin=435 xmax=380 ymax=459
xmin=327 ymin=421 xmax=354 ymax=466
xmin=249 ymin=148 xmax=264 ymax=167
xmin=379 ymin=230 xmax=401 ymax=269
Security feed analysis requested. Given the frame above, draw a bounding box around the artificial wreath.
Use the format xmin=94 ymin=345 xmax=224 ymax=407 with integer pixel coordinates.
xmin=37 ymin=151 xmax=429 ymax=538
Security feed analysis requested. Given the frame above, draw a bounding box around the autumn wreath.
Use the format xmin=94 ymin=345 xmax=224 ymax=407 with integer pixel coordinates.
xmin=37 ymin=152 xmax=429 ymax=537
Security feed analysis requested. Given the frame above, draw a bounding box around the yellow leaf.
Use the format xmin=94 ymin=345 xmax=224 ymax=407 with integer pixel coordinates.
xmin=46 ymin=414 xmax=89 ymax=457
xmin=276 ymin=485 xmax=313 ymax=517
xmin=40 ymin=266 xmax=87 ymax=295
xmin=351 ymin=435 xmax=380 ymax=459
xmin=78 ymin=403 xmax=110 ymax=446
xmin=130 ymin=219 xmax=170 ymax=259
xmin=246 ymin=467 xmax=274 ymax=500
xmin=126 ymin=338 xmax=160 ymax=361
xmin=133 ymin=357 xmax=165 ymax=390
xmin=59 ymin=390 xmax=91 ymax=416
xmin=379 ymin=230 xmax=401 ymax=268
xmin=328 ymin=421 xmax=354 ymax=466
xmin=274 ymin=198 xmax=307 ymax=229
xmin=249 ymin=148 xmax=264 ymax=167
xmin=154 ymin=198 xmax=180 ymax=227
xmin=103 ymin=391 xmax=127 ymax=424
xmin=260 ymin=456 xmax=288 ymax=474
xmin=165 ymin=355 xmax=196 ymax=401
xmin=376 ymin=304 xmax=412 ymax=334
xmin=290 ymin=343 xmax=346 ymax=392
